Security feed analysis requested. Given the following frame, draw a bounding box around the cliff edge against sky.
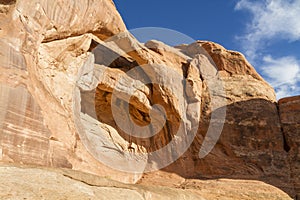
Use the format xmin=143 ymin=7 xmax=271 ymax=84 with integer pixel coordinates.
xmin=0 ymin=0 xmax=299 ymax=199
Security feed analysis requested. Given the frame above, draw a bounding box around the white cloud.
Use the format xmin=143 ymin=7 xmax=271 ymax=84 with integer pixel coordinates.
xmin=262 ymin=56 xmax=299 ymax=86
xmin=235 ymin=0 xmax=300 ymax=99
xmin=261 ymin=55 xmax=300 ymax=99
xmin=235 ymin=0 xmax=300 ymax=59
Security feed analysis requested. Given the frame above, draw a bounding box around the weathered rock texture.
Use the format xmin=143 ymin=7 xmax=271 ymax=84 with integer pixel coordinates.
xmin=0 ymin=0 xmax=299 ymax=199
xmin=279 ymin=96 xmax=300 ymax=200
xmin=0 ymin=0 xmax=141 ymax=184
xmin=0 ymin=164 xmax=293 ymax=200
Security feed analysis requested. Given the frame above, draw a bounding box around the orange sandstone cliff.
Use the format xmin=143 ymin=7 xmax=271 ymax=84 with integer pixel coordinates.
xmin=0 ymin=1 xmax=299 ymax=199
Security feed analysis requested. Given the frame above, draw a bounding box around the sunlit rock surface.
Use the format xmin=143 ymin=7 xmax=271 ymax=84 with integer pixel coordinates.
xmin=0 ymin=0 xmax=299 ymax=199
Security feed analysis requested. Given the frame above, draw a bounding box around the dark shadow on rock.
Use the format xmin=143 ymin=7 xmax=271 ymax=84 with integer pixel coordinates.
xmin=81 ymin=82 xmax=298 ymax=199
xmin=0 ymin=0 xmax=16 ymax=5
xmin=160 ymin=98 xmax=297 ymax=199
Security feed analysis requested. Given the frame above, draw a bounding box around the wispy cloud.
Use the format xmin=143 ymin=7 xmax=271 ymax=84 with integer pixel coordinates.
xmin=261 ymin=55 xmax=300 ymax=99
xmin=235 ymin=0 xmax=300 ymax=59
xmin=235 ymin=0 xmax=300 ymax=99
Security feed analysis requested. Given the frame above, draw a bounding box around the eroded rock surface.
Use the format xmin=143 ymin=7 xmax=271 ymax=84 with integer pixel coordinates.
xmin=279 ymin=96 xmax=300 ymax=199
xmin=0 ymin=0 xmax=140 ymax=184
xmin=0 ymin=165 xmax=293 ymax=200
xmin=0 ymin=0 xmax=299 ymax=199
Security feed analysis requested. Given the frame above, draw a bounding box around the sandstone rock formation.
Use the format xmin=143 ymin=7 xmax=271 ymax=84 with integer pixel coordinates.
xmin=0 ymin=0 xmax=299 ymax=199
xmin=279 ymin=96 xmax=300 ymax=200
xmin=0 ymin=164 xmax=293 ymax=200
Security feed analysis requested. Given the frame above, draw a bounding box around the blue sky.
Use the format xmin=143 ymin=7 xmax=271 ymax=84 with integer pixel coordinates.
xmin=114 ymin=0 xmax=300 ymax=99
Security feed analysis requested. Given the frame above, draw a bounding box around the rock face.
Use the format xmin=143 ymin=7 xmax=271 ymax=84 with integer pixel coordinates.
xmin=141 ymin=41 xmax=294 ymax=196
xmin=0 ymin=0 xmax=143 ymax=184
xmin=0 ymin=165 xmax=293 ymax=200
xmin=279 ymin=96 xmax=300 ymax=200
xmin=0 ymin=0 xmax=299 ymax=199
